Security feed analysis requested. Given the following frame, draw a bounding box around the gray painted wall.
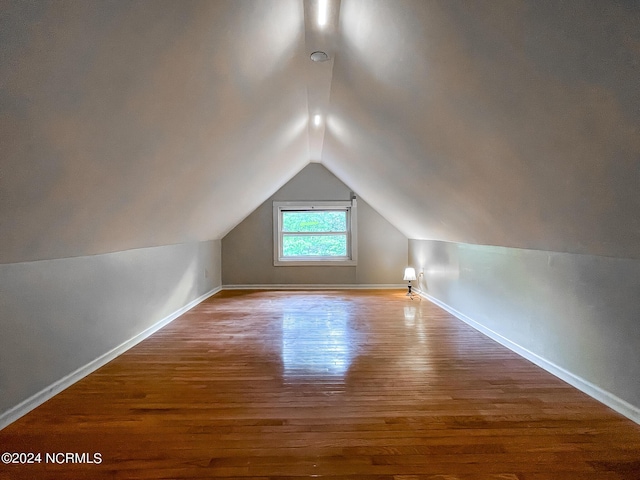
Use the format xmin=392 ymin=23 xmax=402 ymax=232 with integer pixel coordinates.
xmin=0 ymin=239 xmax=221 ymax=419
xmin=222 ymin=164 xmax=407 ymax=285
xmin=409 ymin=239 xmax=640 ymax=412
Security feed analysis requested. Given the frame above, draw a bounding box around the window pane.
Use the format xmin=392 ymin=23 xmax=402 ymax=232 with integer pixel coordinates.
xmin=282 ymin=210 xmax=347 ymax=233
xmin=282 ymin=235 xmax=347 ymax=257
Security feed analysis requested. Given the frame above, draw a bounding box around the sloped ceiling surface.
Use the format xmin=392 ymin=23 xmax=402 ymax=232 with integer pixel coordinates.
xmin=2 ymin=0 xmax=640 ymax=264
xmin=324 ymin=0 xmax=640 ymax=259
xmin=1 ymin=0 xmax=310 ymax=263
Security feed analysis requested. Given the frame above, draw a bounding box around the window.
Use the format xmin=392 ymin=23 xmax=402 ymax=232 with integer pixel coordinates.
xmin=273 ymin=200 xmax=357 ymax=266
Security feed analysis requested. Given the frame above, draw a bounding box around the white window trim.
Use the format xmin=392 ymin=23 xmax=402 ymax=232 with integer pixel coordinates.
xmin=273 ymin=200 xmax=358 ymax=266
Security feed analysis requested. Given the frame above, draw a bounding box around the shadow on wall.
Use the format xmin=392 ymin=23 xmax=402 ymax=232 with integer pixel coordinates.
xmin=414 ymin=240 xmax=460 ymax=293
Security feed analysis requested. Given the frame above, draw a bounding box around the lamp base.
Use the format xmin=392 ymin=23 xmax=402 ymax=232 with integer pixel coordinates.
xmin=406 ymin=283 xmax=416 ymax=300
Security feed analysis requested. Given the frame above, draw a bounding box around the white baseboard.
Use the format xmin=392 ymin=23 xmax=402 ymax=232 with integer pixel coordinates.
xmin=223 ymin=284 xmax=406 ymax=290
xmin=0 ymin=286 xmax=221 ymax=431
xmin=416 ymin=289 xmax=640 ymax=425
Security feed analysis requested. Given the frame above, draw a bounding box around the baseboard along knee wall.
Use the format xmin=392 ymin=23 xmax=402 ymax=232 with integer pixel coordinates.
xmin=3 ymin=285 xmax=638 ymax=430
xmin=414 ymin=288 xmax=640 ymax=425
xmin=0 ymin=287 xmax=221 ymax=431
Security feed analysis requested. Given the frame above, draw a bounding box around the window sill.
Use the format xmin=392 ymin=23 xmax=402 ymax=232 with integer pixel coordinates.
xmin=274 ymin=259 xmax=357 ymax=267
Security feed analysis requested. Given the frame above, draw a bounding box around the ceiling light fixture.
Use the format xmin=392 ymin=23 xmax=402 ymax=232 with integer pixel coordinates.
xmin=318 ymin=0 xmax=328 ymax=27
xmin=313 ymin=114 xmax=322 ymax=127
xmin=310 ymin=51 xmax=329 ymax=62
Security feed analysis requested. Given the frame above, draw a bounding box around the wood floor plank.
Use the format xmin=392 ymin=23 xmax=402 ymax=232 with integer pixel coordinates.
xmin=1 ymin=289 xmax=640 ymax=479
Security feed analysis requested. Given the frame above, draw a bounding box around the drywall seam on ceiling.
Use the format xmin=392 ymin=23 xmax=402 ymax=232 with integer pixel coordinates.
xmin=303 ymin=0 xmax=341 ymax=162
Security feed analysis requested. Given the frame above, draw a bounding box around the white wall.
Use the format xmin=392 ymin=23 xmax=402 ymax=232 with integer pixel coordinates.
xmin=0 ymin=240 xmax=221 ymax=428
xmin=326 ymin=1 xmax=640 ymax=259
xmin=0 ymin=0 xmax=309 ymax=265
xmin=222 ymin=164 xmax=408 ymax=286
xmin=409 ymin=239 xmax=640 ymax=421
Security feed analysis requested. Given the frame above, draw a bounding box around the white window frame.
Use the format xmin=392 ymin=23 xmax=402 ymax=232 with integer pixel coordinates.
xmin=273 ymin=200 xmax=358 ymax=266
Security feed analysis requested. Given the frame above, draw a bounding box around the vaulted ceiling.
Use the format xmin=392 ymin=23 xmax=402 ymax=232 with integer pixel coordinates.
xmin=2 ymin=0 xmax=639 ymax=264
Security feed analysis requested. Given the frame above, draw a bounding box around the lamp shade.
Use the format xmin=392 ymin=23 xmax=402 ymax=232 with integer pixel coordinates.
xmin=403 ymin=267 xmax=417 ymax=281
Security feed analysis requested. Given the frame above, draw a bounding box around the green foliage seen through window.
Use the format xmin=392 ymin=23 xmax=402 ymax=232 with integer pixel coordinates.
xmin=282 ymin=211 xmax=348 ymax=257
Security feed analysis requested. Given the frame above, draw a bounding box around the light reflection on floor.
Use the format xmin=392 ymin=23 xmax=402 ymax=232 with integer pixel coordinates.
xmin=282 ymin=308 xmax=352 ymax=378
xmin=404 ymin=305 xmax=426 ymax=343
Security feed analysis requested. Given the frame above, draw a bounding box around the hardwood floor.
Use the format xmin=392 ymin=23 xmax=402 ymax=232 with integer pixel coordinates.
xmin=1 ymin=289 xmax=640 ymax=479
